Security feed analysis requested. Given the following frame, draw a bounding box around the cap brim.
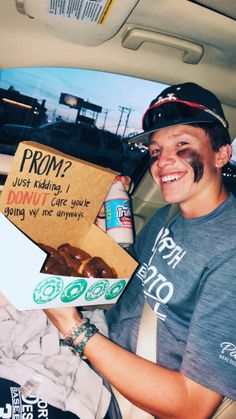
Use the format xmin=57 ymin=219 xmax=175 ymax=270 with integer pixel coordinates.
xmin=128 ymin=113 xmax=222 ymax=145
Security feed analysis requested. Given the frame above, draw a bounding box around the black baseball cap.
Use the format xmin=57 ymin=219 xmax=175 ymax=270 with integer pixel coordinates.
xmin=130 ymin=82 xmax=229 ymax=144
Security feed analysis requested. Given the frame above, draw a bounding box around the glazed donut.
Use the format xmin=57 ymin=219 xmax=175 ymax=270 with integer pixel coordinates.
xmin=57 ymin=243 xmax=91 ymax=270
xmin=42 ymin=257 xmax=78 ymax=276
xmin=39 ymin=242 xmax=116 ymax=279
xmin=38 ymin=243 xmax=66 ymax=265
xmin=39 ymin=243 xmax=78 ymax=276
xmin=79 ymin=256 xmax=117 ymax=279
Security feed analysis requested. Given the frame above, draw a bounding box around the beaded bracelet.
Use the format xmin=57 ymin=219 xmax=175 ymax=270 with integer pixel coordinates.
xmin=63 ymin=318 xmax=90 ymax=347
xmin=61 ymin=319 xmax=98 ymax=359
xmin=73 ymin=323 xmax=98 ymax=359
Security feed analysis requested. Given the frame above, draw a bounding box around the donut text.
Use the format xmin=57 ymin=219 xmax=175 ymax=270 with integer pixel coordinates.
xmin=6 ymin=190 xmax=50 ymax=206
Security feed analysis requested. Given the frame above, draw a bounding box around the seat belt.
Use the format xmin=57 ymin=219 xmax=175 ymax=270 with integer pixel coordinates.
xmin=211 ymin=398 xmax=236 ymax=419
xmin=111 ymin=205 xmax=178 ymax=418
xmin=111 ymin=301 xmax=157 ymax=419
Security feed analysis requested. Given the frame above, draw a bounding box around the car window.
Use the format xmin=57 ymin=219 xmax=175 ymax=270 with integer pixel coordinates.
xmin=231 ymin=137 xmax=236 ymax=159
xmin=0 ymin=67 xmax=168 ymax=182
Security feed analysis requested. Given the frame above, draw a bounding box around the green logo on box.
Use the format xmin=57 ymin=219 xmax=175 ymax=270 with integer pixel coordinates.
xmin=60 ymin=279 xmax=88 ymax=302
xmin=33 ymin=276 xmax=64 ymax=304
xmin=33 ymin=277 xmax=126 ymax=304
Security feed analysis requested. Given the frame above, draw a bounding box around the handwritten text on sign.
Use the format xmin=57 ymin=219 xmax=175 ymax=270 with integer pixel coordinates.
xmin=3 ymin=148 xmax=91 ymax=222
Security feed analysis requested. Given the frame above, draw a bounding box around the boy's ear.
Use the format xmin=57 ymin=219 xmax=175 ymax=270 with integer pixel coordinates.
xmin=215 ymin=144 xmax=232 ymax=168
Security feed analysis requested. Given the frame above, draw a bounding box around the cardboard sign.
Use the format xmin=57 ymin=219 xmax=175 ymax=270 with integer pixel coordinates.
xmin=0 ymin=142 xmax=138 ymax=310
xmin=0 ymin=141 xmax=116 ymax=246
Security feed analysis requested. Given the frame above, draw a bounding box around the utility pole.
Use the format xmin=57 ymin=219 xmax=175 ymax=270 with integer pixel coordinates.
xmin=116 ymin=106 xmax=133 ymax=136
xmin=102 ymin=108 xmax=109 ymax=130
xmin=122 ymin=108 xmax=132 ymax=138
xmin=116 ymin=106 xmax=125 ymax=135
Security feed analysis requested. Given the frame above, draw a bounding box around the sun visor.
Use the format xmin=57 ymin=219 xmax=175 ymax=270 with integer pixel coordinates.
xmin=15 ymin=0 xmax=140 ymax=46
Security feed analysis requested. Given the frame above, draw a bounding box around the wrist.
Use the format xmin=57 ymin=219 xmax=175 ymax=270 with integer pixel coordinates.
xmin=45 ymin=307 xmax=83 ymax=336
xmin=63 ymin=317 xmax=89 ymax=344
xmin=61 ymin=317 xmax=99 ymax=359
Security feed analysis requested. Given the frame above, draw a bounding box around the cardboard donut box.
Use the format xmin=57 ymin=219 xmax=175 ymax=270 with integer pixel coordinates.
xmin=0 ymin=141 xmax=138 ymax=310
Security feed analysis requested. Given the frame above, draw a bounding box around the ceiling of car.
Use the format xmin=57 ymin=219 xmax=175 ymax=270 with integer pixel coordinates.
xmin=1 ymin=0 xmax=236 ymax=138
xmin=190 ymin=0 xmax=236 ymax=20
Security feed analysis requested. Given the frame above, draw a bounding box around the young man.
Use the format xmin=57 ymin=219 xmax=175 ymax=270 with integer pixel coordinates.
xmin=45 ymin=82 xmax=236 ymax=418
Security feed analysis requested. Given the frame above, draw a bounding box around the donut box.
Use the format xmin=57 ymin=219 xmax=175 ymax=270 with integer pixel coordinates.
xmin=0 ymin=141 xmax=138 ymax=310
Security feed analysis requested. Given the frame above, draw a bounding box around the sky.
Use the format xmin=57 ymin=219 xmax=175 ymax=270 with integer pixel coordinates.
xmin=0 ymin=67 xmax=167 ymax=137
xmin=1 ymin=67 xmax=235 ymax=158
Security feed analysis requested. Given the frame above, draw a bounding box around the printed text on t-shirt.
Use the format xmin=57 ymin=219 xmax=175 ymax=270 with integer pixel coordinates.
xmin=137 ymin=227 xmax=186 ymax=320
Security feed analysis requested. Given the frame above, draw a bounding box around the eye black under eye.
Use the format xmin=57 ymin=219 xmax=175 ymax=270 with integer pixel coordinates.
xmin=149 ymin=155 xmax=159 ymax=168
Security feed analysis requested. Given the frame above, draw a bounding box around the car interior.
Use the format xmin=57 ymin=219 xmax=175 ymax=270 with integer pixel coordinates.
xmin=0 ymin=1 xmax=236 ymax=417
xmin=1 ymin=0 xmax=236 ymax=231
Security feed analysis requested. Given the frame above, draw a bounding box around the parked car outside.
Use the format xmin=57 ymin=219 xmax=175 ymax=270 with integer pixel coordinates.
xmin=0 ymin=119 xmax=132 ymax=174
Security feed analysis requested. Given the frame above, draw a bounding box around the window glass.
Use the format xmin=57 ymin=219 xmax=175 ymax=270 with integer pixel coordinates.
xmin=0 ymin=68 xmax=168 ymax=181
xmin=231 ymin=138 xmax=236 ymax=160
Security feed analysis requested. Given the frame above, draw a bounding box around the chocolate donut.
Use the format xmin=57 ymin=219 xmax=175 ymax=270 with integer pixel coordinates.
xmin=57 ymin=243 xmax=91 ymax=270
xmin=39 ymin=243 xmax=78 ymax=276
xmin=79 ymin=256 xmax=117 ymax=279
xmin=38 ymin=243 xmax=66 ymax=265
xmin=39 ymin=242 xmax=116 ymax=279
xmin=42 ymin=257 xmax=78 ymax=276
